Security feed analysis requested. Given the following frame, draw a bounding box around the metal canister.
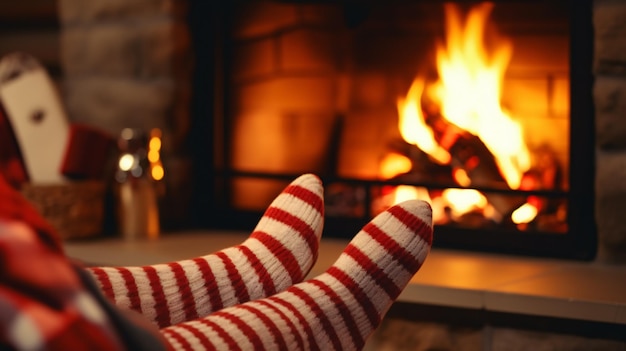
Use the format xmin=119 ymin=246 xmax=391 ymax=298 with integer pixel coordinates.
xmin=115 ymin=128 xmax=160 ymax=240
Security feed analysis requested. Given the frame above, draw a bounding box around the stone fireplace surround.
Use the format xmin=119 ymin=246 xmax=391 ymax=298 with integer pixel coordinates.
xmin=58 ymin=0 xmax=624 ymax=262
xmin=57 ymin=0 xmax=625 ymax=348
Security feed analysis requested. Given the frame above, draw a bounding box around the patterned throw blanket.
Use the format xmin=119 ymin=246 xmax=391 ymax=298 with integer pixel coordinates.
xmin=0 ymin=173 xmax=166 ymax=350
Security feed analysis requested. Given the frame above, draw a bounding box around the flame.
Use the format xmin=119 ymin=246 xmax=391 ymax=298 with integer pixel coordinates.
xmin=397 ymin=78 xmax=451 ymax=165
xmin=396 ymin=2 xmax=530 ymax=189
xmin=511 ymin=202 xmax=538 ymax=224
xmin=395 ymin=185 xmax=429 ymax=204
xmin=432 ymin=2 xmax=530 ymax=189
xmin=385 ymin=2 xmax=537 ymax=224
xmin=379 ymin=153 xmax=412 ymax=179
xmin=378 ymin=154 xmax=430 ymax=207
xmin=443 ymin=188 xmax=488 ymax=217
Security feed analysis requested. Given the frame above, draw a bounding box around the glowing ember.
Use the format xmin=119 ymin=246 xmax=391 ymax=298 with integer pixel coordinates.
xmin=394 ymin=185 xmax=429 ymax=205
xmin=511 ymin=202 xmax=538 ymax=224
xmin=442 ymin=188 xmax=488 ymax=217
xmin=379 ymin=153 xmax=412 ymax=179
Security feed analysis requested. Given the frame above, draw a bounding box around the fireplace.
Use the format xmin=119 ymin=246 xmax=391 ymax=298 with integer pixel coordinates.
xmin=191 ymin=0 xmax=595 ymax=260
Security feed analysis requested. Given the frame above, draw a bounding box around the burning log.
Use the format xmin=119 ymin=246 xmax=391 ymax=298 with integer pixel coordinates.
xmin=514 ymin=146 xmax=567 ymax=232
xmin=425 ymin=110 xmax=526 ymax=218
xmin=386 ymin=138 xmax=454 ymax=185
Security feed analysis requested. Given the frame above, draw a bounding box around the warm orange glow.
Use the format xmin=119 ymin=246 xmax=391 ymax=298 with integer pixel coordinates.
xmin=395 ymin=2 xmax=530 ymax=189
xmin=383 ymin=2 xmax=536 ymax=222
xmin=149 ymin=137 xmax=162 ymax=152
xmin=393 ymin=185 xmax=430 ymax=205
xmin=397 ymin=78 xmax=451 ymax=165
xmin=148 ymin=130 xmax=162 ymax=163
xmin=151 ymin=164 xmax=164 ymax=181
xmin=148 ymin=149 xmax=160 ymax=163
xmin=442 ymin=188 xmax=488 ymax=216
xmin=379 ymin=153 xmax=412 ymax=179
xmin=511 ymin=202 xmax=538 ymax=224
xmin=393 ymin=185 xmax=419 ymax=204
xmin=452 ymin=168 xmax=471 ymax=187
xmin=148 ymin=128 xmax=164 ymax=181
xmin=432 ymin=2 xmax=530 ymax=189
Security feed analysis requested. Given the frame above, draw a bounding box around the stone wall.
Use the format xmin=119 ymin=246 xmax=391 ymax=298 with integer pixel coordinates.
xmin=57 ymin=0 xmax=192 ymax=153
xmin=57 ymin=0 xmax=194 ymax=228
xmin=369 ymin=321 xmax=625 ymax=350
xmin=594 ymin=0 xmax=626 ymax=263
xmin=364 ymin=308 xmax=626 ymax=350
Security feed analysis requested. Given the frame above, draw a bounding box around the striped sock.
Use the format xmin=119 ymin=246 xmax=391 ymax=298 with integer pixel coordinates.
xmin=161 ymin=199 xmax=433 ymax=351
xmin=87 ymin=174 xmax=324 ymax=328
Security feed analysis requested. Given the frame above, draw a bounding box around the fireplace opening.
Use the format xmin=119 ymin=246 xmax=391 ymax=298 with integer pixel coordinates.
xmin=192 ymin=0 xmax=595 ymax=260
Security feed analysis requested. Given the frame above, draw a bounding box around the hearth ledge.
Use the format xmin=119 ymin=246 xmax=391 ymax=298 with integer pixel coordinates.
xmin=63 ymin=230 xmax=626 ymax=326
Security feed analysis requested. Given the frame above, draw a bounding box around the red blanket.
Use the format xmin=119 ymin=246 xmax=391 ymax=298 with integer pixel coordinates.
xmin=0 ymin=174 xmax=166 ymax=350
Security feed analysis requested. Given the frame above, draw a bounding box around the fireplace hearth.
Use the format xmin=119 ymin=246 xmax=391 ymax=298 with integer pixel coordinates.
xmin=192 ymin=0 xmax=595 ymax=260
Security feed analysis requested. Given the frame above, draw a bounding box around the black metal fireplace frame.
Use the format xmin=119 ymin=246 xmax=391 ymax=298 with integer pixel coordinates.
xmin=187 ymin=0 xmax=596 ymax=260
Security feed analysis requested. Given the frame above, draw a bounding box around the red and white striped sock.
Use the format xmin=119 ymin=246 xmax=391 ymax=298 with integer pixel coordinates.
xmin=87 ymin=174 xmax=324 ymax=328
xmin=161 ymin=199 xmax=433 ymax=351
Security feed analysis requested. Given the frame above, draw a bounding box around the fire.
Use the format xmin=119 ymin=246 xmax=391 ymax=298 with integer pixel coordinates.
xmin=397 ymin=78 xmax=450 ymax=165
xmin=379 ymin=153 xmax=412 ymax=179
xmin=432 ymin=2 xmax=530 ymax=189
xmin=395 ymin=185 xmax=428 ymax=205
xmin=382 ymin=2 xmax=536 ymax=224
xmin=511 ymin=202 xmax=538 ymax=224
xmin=442 ymin=188 xmax=487 ymax=218
xmin=378 ymin=154 xmax=431 ymax=207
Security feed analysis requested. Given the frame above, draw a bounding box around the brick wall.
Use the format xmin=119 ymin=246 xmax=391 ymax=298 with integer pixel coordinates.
xmin=228 ymin=3 xmax=345 ymax=209
xmin=226 ymin=2 xmax=573 ymax=220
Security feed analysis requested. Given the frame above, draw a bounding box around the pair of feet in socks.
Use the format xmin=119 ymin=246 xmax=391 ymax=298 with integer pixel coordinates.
xmin=87 ymin=174 xmax=433 ymax=351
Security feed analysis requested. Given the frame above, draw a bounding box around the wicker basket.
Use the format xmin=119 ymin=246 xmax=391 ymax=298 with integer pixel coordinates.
xmin=21 ymin=181 xmax=106 ymax=240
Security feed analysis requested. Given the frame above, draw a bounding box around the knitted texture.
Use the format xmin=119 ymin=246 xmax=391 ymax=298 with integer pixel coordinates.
xmin=87 ymin=174 xmax=324 ymax=328
xmin=161 ymin=199 xmax=433 ymax=351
